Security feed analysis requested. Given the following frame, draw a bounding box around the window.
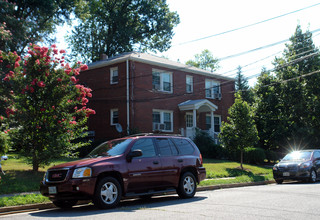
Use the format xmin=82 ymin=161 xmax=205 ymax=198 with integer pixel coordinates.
xmin=110 ymin=109 xmax=119 ymax=125
xmin=205 ymin=115 xmax=221 ymax=132
xmin=186 ymin=75 xmax=193 ymax=93
xmin=172 ymin=139 xmax=195 ymax=155
xmin=186 ymin=113 xmax=193 ymax=128
xmin=156 ymin=138 xmax=178 ymax=156
xmin=131 ymin=138 xmax=156 ymax=158
xmin=313 ymin=151 xmax=320 ymax=159
xmin=152 ymin=69 xmax=172 ymax=93
xmin=110 ymin=67 xmax=118 ymax=84
xmin=205 ymin=79 xmax=220 ymax=99
xmin=152 ymin=110 xmax=173 ymax=132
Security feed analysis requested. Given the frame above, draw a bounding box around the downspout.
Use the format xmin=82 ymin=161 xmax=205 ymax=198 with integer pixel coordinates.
xmin=126 ymin=59 xmax=130 ymax=135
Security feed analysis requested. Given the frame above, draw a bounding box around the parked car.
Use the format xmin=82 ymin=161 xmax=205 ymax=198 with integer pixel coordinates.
xmin=40 ymin=134 xmax=206 ymax=209
xmin=273 ymin=150 xmax=320 ymax=184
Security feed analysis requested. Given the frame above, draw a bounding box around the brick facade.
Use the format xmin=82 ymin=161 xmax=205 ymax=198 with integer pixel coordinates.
xmin=78 ymin=52 xmax=235 ymax=141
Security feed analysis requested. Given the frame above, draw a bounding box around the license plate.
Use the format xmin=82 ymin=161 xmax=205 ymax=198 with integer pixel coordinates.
xmin=48 ymin=186 xmax=57 ymax=194
xmin=283 ymin=172 xmax=290 ymax=177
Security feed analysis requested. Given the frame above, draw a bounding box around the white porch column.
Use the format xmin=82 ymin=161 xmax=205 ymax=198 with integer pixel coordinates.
xmin=210 ymin=111 xmax=214 ymax=132
xmin=193 ymin=109 xmax=197 ymax=128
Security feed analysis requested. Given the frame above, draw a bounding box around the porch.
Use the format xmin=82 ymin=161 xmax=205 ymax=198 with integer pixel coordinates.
xmin=178 ymin=99 xmax=221 ymax=144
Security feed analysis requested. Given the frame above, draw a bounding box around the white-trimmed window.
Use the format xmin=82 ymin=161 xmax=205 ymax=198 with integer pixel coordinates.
xmin=186 ymin=75 xmax=193 ymax=93
xmin=110 ymin=109 xmax=119 ymax=125
xmin=152 ymin=110 xmax=173 ymax=132
xmin=110 ymin=67 xmax=118 ymax=84
xmin=152 ymin=69 xmax=173 ymax=93
xmin=205 ymin=115 xmax=221 ymax=132
xmin=205 ymin=79 xmax=221 ymax=99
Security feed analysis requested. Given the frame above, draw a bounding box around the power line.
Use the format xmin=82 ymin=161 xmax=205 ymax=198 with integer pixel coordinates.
xmin=174 ymin=2 xmax=320 ymax=46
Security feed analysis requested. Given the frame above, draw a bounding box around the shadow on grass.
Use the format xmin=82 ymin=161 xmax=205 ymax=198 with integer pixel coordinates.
xmin=226 ymin=168 xmax=268 ymax=182
xmin=0 ymin=170 xmax=45 ymax=195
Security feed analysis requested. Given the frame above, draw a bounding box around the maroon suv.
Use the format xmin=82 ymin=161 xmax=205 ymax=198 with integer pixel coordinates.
xmin=40 ymin=134 xmax=206 ymax=209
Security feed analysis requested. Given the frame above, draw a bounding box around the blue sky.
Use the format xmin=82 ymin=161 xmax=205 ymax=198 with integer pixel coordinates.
xmin=56 ymin=0 xmax=320 ymax=86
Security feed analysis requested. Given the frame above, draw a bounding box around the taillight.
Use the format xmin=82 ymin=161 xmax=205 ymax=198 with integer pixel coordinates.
xmin=199 ymin=153 xmax=203 ymax=166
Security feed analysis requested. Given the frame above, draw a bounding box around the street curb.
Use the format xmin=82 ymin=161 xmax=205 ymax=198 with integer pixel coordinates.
xmin=0 ymin=180 xmax=275 ymax=215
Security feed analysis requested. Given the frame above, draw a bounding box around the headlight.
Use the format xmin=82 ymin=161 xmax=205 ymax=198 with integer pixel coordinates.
xmin=299 ymin=162 xmax=311 ymax=169
xmin=72 ymin=167 xmax=92 ymax=178
xmin=272 ymin=165 xmax=278 ymax=171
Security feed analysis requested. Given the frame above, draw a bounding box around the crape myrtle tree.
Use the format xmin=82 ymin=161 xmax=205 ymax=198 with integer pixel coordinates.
xmin=67 ymin=0 xmax=180 ymax=62
xmin=0 ymin=44 xmax=95 ymax=171
xmin=219 ymin=93 xmax=259 ymax=170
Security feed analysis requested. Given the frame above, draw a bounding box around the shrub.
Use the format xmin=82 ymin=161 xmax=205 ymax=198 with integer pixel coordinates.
xmin=193 ymin=130 xmax=226 ymax=159
xmin=265 ymin=150 xmax=280 ymax=163
xmin=244 ymin=147 xmax=266 ymax=164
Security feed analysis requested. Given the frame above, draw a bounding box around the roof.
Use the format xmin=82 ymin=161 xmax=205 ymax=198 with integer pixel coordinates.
xmin=87 ymin=52 xmax=235 ymax=81
xmin=178 ymin=99 xmax=218 ymax=112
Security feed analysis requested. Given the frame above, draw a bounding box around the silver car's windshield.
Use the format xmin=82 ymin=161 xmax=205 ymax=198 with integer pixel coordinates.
xmin=282 ymin=151 xmax=312 ymax=161
xmin=87 ymin=139 xmax=132 ymax=158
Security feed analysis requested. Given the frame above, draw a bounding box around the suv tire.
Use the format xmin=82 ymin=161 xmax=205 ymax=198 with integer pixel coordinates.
xmin=93 ymin=177 xmax=122 ymax=209
xmin=52 ymin=200 xmax=78 ymax=209
xmin=177 ymin=172 xmax=197 ymax=199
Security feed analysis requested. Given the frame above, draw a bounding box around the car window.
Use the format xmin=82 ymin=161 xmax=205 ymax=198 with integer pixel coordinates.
xmin=282 ymin=151 xmax=312 ymax=161
xmin=155 ymin=138 xmax=178 ymax=156
xmin=87 ymin=139 xmax=132 ymax=158
xmin=172 ymin=138 xmax=195 ymax=155
xmin=313 ymin=151 xmax=320 ymax=159
xmin=131 ymin=138 xmax=156 ymax=158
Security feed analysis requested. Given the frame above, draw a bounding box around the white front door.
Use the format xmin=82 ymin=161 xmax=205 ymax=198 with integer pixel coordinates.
xmin=185 ymin=114 xmax=194 ymax=139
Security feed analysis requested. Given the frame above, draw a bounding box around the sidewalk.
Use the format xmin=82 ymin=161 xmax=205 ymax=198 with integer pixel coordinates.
xmin=0 ymin=180 xmax=275 ymax=215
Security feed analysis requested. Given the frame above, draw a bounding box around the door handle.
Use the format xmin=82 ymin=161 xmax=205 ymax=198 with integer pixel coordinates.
xmin=153 ymin=161 xmax=159 ymax=165
xmin=178 ymin=159 xmax=183 ymax=163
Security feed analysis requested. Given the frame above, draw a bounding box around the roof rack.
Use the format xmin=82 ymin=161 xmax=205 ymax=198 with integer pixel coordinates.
xmin=126 ymin=133 xmax=182 ymax=137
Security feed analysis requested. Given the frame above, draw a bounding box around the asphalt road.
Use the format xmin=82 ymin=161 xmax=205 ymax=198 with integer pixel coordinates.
xmin=2 ymin=182 xmax=320 ymax=220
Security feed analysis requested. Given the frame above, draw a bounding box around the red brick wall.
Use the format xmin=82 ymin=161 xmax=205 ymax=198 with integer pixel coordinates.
xmin=79 ymin=60 xmax=235 ymax=140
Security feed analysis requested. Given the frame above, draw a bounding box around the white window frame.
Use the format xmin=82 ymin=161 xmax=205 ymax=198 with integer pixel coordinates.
xmin=152 ymin=69 xmax=173 ymax=93
xmin=186 ymin=75 xmax=193 ymax=93
xmin=152 ymin=109 xmax=173 ymax=132
xmin=110 ymin=67 xmax=118 ymax=84
xmin=110 ymin=108 xmax=119 ymax=125
xmin=205 ymin=79 xmax=220 ymax=99
xmin=206 ymin=114 xmax=221 ymax=133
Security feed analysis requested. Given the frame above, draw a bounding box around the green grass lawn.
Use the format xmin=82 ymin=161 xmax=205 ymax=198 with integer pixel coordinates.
xmin=0 ymin=155 xmax=274 ymax=207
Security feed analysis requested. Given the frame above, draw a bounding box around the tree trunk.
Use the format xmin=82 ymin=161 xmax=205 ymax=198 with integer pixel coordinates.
xmin=240 ymin=150 xmax=244 ymax=170
xmin=32 ymin=152 xmax=39 ymax=172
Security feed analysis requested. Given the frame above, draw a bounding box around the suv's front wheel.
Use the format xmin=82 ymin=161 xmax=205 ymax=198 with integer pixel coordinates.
xmin=177 ymin=172 xmax=197 ymax=199
xmin=93 ymin=177 xmax=122 ymax=209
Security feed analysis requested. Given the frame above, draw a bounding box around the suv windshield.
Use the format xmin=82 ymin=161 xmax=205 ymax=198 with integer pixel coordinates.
xmin=282 ymin=151 xmax=312 ymax=161
xmin=87 ymin=139 xmax=132 ymax=158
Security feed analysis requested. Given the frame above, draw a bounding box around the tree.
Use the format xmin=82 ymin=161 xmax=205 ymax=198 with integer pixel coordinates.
xmin=219 ymin=93 xmax=259 ymax=170
xmin=254 ymin=67 xmax=284 ymax=151
xmin=0 ymin=0 xmax=77 ymax=53
xmin=186 ymin=49 xmax=219 ymax=72
xmin=0 ymin=45 xmax=95 ymax=171
xmin=273 ymin=25 xmax=320 ymax=148
xmin=67 ymin=0 xmax=180 ymax=62
xmin=235 ymin=65 xmax=254 ymax=104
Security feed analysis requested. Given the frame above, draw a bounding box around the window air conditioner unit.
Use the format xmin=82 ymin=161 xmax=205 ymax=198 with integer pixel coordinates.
xmin=153 ymin=123 xmax=165 ymax=131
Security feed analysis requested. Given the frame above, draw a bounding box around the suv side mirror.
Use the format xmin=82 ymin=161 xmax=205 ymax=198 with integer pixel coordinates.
xmin=126 ymin=150 xmax=142 ymax=162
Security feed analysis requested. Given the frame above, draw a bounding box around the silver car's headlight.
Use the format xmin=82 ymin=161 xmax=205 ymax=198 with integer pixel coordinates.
xmin=299 ymin=162 xmax=311 ymax=169
xmin=72 ymin=167 xmax=92 ymax=178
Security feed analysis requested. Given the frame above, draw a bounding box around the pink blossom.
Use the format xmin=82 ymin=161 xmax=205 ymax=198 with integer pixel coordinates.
xmin=57 ymin=78 xmax=62 ymax=82
xmin=60 ymin=49 xmax=66 ymax=54
xmin=29 ymin=87 xmax=34 ymax=93
xmin=14 ymin=61 xmax=20 ymax=68
xmin=0 ymin=116 xmax=4 ymax=120
xmin=70 ymin=76 xmax=78 ymax=83
xmin=69 ymin=121 xmax=77 ymax=125
xmin=40 ymin=108 xmax=46 ymax=112
xmin=31 ymin=78 xmax=38 ymax=85
xmin=53 ymin=48 xmax=58 ymax=55
xmin=80 ymin=64 xmax=88 ymax=71
xmin=36 ymin=59 xmax=40 ymax=65
xmin=37 ymin=81 xmax=45 ymax=87
xmin=51 ymin=44 xmax=57 ymax=48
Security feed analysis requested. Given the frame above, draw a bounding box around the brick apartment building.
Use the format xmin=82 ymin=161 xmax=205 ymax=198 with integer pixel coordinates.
xmin=79 ymin=52 xmax=235 ymax=142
